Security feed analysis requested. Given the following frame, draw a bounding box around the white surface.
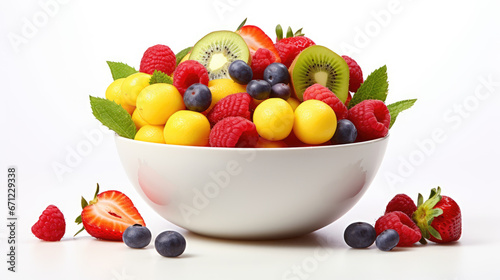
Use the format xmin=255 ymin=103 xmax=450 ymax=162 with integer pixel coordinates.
xmin=1 ymin=0 xmax=500 ymax=279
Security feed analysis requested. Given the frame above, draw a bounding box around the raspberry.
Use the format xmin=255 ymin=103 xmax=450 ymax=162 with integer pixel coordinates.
xmin=173 ymin=60 xmax=209 ymax=95
xmin=140 ymin=44 xmax=176 ymax=75
xmin=303 ymin=84 xmax=348 ymax=120
xmin=385 ymin=194 xmax=417 ymax=219
xmin=375 ymin=211 xmax=421 ymax=247
xmin=31 ymin=205 xmax=66 ymax=241
xmin=209 ymin=117 xmax=259 ymax=148
xmin=207 ymin=93 xmax=252 ymax=126
xmin=251 ymin=48 xmax=276 ymax=80
xmin=342 ymin=55 xmax=364 ymax=93
xmin=275 ymin=36 xmax=315 ymax=68
xmin=348 ymin=100 xmax=390 ymax=141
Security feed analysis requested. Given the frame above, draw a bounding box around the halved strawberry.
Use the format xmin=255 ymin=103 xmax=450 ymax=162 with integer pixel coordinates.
xmin=237 ymin=25 xmax=281 ymax=63
xmin=75 ymin=184 xmax=145 ymax=241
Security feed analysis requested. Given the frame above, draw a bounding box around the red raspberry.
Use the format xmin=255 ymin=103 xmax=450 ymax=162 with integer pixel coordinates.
xmin=348 ymin=100 xmax=390 ymax=141
xmin=209 ymin=117 xmax=259 ymax=148
xmin=207 ymin=93 xmax=252 ymax=126
xmin=342 ymin=55 xmax=364 ymax=93
xmin=173 ymin=60 xmax=209 ymax=95
xmin=31 ymin=205 xmax=66 ymax=241
xmin=385 ymin=194 xmax=417 ymax=219
xmin=275 ymin=36 xmax=315 ymax=68
xmin=303 ymin=84 xmax=348 ymax=120
xmin=140 ymin=44 xmax=176 ymax=75
xmin=375 ymin=211 xmax=421 ymax=247
xmin=251 ymin=48 xmax=276 ymax=80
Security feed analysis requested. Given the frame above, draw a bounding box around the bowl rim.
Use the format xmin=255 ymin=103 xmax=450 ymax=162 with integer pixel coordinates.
xmin=115 ymin=133 xmax=389 ymax=152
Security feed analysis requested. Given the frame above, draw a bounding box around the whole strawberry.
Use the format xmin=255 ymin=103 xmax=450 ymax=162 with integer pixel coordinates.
xmin=32 ymin=205 xmax=66 ymax=241
xmin=274 ymin=25 xmax=315 ymax=68
xmin=413 ymin=187 xmax=462 ymax=243
xmin=385 ymin=194 xmax=417 ymax=219
xmin=75 ymin=184 xmax=145 ymax=241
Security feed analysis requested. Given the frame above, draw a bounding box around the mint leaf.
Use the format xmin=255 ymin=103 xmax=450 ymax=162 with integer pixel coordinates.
xmin=149 ymin=70 xmax=173 ymax=85
xmin=175 ymin=47 xmax=192 ymax=66
xmin=387 ymin=99 xmax=417 ymax=128
xmin=106 ymin=61 xmax=137 ymax=80
xmin=89 ymin=96 xmax=136 ymax=139
xmin=348 ymin=65 xmax=389 ymax=109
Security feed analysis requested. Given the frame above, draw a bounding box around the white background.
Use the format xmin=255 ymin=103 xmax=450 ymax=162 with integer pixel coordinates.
xmin=1 ymin=0 xmax=499 ymax=279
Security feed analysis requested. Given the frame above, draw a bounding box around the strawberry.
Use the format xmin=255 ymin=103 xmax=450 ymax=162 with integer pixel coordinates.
xmin=237 ymin=24 xmax=281 ymax=63
xmin=75 ymin=184 xmax=145 ymax=241
xmin=274 ymin=24 xmax=315 ymax=68
xmin=413 ymin=187 xmax=462 ymax=243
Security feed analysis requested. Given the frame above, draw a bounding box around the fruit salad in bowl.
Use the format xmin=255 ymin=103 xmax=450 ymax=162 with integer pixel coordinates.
xmin=91 ymin=20 xmax=416 ymax=239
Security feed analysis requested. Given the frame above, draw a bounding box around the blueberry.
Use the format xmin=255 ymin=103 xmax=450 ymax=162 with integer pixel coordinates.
xmin=246 ymin=80 xmax=271 ymax=100
xmin=263 ymin=63 xmax=290 ymax=86
xmin=183 ymin=83 xmax=212 ymax=112
xmin=344 ymin=222 xmax=376 ymax=248
xmin=269 ymin=83 xmax=291 ymax=100
xmin=376 ymin=229 xmax=399 ymax=251
xmin=155 ymin=231 xmax=186 ymax=257
xmin=228 ymin=60 xmax=253 ymax=85
xmin=331 ymin=119 xmax=357 ymax=144
xmin=122 ymin=224 xmax=152 ymax=249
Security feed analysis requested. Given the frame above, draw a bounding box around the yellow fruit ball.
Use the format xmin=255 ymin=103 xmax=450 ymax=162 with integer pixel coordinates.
xmin=136 ymin=83 xmax=185 ymax=125
xmin=206 ymin=79 xmax=247 ymax=112
xmin=255 ymin=137 xmax=288 ymax=148
xmin=164 ymin=110 xmax=211 ymax=146
xmin=134 ymin=125 xmax=166 ymax=144
xmin=131 ymin=109 xmax=150 ymax=131
xmin=293 ymin=100 xmax=337 ymax=145
xmin=286 ymin=97 xmax=301 ymax=112
xmin=121 ymin=72 xmax=152 ymax=106
xmin=253 ymin=98 xmax=295 ymax=141
xmin=105 ymin=78 xmax=136 ymax=115
xmin=179 ymin=53 xmax=191 ymax=64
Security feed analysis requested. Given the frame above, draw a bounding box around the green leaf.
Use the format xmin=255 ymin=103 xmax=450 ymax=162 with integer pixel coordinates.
xmin=74 ymin=226 xmax=85 ymax=237
xmin=94 ymin=183 xmax=100 ymax=200
xmin=386 ymin=99 xmax=417 ymax=128
xmin=149 ymin=70 xmax=173 ymax=85
xmin=275 ymin=24 xmax=283 ymax=41
xmin=89 ymin=96 xmax=136 ymax=139
xmin=106 ymin=61 xmax=137 ymax=80
xmin=428 ymin=225 xmax=442 ymax=240
xmin=236 ymin=18 xmax=247 ymax=31
xmin=286 ymin=26 xmax=293 ymax=38
xmin=75 ymin=215 xmax=82 ymax=224
xmin=294 ymin=28 xmax=304 ymax=37
xmin=175 ymin=47 xmax=192 ymax=66
xmin=348 ymin=65 xmax=389 ymax=109
xmin=81 ymin=196 xmax=88 ymax=209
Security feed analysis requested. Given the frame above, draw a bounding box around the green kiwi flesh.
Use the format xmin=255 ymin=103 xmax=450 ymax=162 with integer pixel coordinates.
xmin=190 ymin=31 xmax=250 ymax=80
xmin=289 ymin=45 xmax=349 ymax=103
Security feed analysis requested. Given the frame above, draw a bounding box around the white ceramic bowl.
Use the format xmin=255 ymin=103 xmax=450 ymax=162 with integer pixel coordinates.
xmin=115 ymin=134 xmax=389 ymax=240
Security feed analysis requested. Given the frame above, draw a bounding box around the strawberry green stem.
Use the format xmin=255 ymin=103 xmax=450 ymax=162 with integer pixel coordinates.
xmin=413 ymin=187 xmax=444 ymax=240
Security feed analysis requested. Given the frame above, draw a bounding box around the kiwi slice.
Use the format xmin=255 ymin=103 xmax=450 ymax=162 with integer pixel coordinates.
xmin=289 ymin=45 xmax=349 ymax=103
xmin=190 ymin=31 xmax=250 ymax=80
